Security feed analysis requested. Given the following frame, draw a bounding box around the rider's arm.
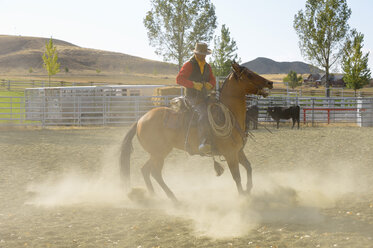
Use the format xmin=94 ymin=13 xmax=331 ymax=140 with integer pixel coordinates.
xmin=176 ymin=62 xmax=194 ymax=88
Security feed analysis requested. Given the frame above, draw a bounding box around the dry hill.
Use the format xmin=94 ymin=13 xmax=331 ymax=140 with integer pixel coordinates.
xmin=242 ymin=57 xmax=323 ymax=74
xmin=0 ymin=35 xmax=178 ymax=75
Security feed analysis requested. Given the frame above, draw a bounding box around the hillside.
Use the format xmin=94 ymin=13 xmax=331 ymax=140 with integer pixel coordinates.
xmin=242 ymin=57 xmax=323 ymax=74
xmin=0 ymin=35 xmax=178 ymax=75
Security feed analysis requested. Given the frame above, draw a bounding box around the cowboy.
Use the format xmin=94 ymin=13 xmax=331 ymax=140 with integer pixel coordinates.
xmin=176 ymin=42 xmax=216 ymax=154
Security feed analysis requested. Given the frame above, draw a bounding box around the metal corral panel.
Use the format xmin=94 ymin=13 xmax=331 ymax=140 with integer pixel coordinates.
xmin=246 ymin=96 xmax=373 ymax=125
xmin=24 ymin=85 xmax=167 ymax=125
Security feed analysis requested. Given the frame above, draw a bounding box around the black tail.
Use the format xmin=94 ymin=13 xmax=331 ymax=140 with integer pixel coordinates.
xmin=120 ymin=122 xmax=138 ymax=190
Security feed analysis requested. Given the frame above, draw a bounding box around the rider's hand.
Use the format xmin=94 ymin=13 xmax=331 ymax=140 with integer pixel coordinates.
xmin=205 ymin=82 xmax=214 ymax=90
xmin=193 ymin=82 xmax=203 ymax=91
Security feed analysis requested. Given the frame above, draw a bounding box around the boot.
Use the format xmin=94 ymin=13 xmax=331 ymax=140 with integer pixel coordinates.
xmin=198 ymin=124 xmax=212 ymax=155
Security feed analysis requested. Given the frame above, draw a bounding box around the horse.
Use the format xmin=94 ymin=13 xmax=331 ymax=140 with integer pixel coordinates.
xmin=120 ymin=62 xmax=273 ymax=203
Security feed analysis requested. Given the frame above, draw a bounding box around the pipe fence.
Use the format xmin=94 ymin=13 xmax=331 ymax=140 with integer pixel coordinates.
xmin=3 ymin=79 xmax=373 ymax=97
xmin=0 ymin=80 xmax=108 ymax=91
xmin=1 ymin=94 xmax=373 ymax=127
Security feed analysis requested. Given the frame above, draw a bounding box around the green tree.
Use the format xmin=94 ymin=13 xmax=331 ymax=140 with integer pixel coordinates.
xmin=342 ymin=30 xmax=371 ymax=96
xmin=144 ymin=0 xmax=217 ymax=70
xmin=294 ymin=0 xmax=351 ymax=97
xmin=42 ymin=38 xmax=60 ymax=86
xmin=64 ymin=67 xmax=69 ymax=73
xmin=210 ymin=24 xmax=240 ymax=77
xmin=283 ymin=70 xmax=303 ymax=89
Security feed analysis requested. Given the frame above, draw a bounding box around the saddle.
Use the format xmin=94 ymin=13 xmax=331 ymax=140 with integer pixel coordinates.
xmin=164 ymin=95 xmax=247 ymax=155
xmin=163 ymin=96 xmax=196 ymax=129
xmin=164 ymin=95 xmax=227 ymax=133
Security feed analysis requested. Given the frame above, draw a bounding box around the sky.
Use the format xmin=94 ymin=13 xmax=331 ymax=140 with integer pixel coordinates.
xmin=0 ymin=0 xmax=372 ymax=71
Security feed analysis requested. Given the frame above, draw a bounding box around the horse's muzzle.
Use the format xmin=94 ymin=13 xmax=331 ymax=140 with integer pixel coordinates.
xmin=267 ymin=81 xmax=274 ymax=89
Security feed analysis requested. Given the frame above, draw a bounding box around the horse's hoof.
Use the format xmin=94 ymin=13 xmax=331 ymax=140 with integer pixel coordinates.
xmin=214 ymin=161 xmax=224 ymax=177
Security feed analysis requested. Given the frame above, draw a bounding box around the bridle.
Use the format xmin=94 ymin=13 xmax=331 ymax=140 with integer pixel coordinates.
xmin=218 ymin=67 xmax=265 ymax=97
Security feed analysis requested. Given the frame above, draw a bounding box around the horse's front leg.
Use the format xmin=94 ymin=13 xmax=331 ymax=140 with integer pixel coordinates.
xmin=238 ymin=149 xmax=252 ymax=194
xmin=226 ymin=154 xmax=244 ymax=195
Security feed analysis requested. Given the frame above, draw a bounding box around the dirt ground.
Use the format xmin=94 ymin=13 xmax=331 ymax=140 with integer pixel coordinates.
xmin=0 ymin=125 xmax=373 ymax=248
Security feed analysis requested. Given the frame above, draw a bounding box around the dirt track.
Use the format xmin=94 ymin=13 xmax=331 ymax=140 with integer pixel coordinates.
xmin=0 ymin=126 xmax=373 ymax=247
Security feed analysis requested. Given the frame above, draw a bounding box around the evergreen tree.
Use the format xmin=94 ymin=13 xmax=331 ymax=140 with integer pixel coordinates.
xmin=342 ymin=30 xmax=371 ymax=96
xmin=210 ymin=24 xmax=240 ymax=77
xmin=42 ymin=38 xmax=60 ymax=86
xmin=144 ymin=0 xmax=217 ymax=70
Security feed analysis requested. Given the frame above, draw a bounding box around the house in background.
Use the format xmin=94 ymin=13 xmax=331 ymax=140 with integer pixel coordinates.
xmin=304 ymin=73 xmax=346 ymax=87
xmin=320 ymin=74 xmax=345 ymax=87
xmin=304 ymin=74 xmax=322 ymax=86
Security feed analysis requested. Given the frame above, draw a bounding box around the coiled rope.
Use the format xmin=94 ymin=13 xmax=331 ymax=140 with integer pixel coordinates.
xmin=207 ymin=102 xmax=233 ymax=138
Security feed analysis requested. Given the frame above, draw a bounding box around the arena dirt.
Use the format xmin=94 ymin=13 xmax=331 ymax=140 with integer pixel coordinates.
xmin=0 ymin=126 xmax=372 ymax=247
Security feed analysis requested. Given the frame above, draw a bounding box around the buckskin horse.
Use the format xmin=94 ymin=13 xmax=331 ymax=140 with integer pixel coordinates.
xmin=120 ymin=62 xmax=273 ymax=202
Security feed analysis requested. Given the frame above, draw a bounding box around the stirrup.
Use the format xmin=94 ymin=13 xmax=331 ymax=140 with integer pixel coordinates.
xmin=198 ymin=143 xmax=212 ymax=155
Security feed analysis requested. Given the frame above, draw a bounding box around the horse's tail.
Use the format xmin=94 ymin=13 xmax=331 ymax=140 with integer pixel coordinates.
xmin=120 ymin=122 xmax=138 ymax=190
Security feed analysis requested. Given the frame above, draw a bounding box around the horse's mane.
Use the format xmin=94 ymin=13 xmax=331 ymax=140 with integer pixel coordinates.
xmin=218 ymin=73 xmax=230 ymax=94
xmin=218 ymin=65 xmax=247 ymax=95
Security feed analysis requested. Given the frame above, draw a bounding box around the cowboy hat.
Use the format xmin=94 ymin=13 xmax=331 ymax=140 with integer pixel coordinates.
xmin=193 ymin=42 xmax=212 ymax=55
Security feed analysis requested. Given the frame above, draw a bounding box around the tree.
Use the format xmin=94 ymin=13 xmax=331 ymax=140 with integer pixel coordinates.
xmin=342 ymin=30 xmax=371 ymax=96
xmin=144 ymin=0 xmax=217 ymax=70
xmin=210 ymin=24 xmax=240 ymax=77
xmin=42 ymin=38 xmax=60 ymax=86
xmin=283 ymin=70 xmax=303 ymax=89
xmin=294 ymin=0 xmax=351 ymax=97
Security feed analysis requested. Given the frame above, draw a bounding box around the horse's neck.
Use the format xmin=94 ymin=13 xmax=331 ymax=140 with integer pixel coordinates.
xmin=220 ymin=90 xmax=246 ymax=130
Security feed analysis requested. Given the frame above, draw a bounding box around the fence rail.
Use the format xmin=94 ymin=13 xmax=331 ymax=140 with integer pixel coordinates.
xmin=0 ymin=80 xmax=108 ymax=91
xmin=249 ymin=96 xmax=373 ymax=127
xmin=1 ymin=94 xmax=373 ymax=127
xmin=3 ymin=79 xmax=373 ymax=97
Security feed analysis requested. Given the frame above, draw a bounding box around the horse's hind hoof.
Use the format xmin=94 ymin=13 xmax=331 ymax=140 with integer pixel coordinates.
xmin=127 ymin=188 xmax=149 ymax=205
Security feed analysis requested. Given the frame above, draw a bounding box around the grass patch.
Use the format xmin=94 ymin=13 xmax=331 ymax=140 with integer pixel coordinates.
xmin=0 ymin=91 xmax=28 ymax=124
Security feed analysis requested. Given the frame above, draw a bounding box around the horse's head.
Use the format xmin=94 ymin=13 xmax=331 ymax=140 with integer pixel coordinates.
xmin=230 ymin=61 xmax=273 ymax=97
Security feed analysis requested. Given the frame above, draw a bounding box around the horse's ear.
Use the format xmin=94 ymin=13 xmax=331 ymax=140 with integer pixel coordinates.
xmin=231 ymin=60 xmax=241 ymax=74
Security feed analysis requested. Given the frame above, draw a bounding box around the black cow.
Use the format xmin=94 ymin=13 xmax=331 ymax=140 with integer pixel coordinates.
xmin=267 ymin=105 xmax=300 ymax=129
xmin=246 ymin=105 xmax=259 ymax=130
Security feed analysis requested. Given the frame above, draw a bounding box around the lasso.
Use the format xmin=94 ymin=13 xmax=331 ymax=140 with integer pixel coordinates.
xmin=207 ymin=102 xmax=233 ymax=138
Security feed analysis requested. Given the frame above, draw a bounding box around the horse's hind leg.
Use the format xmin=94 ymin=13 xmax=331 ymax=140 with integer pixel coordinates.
xmin=238 ymin=149 xmax=253 ymax=194
xmin=141 ymin=159 xmax=155 ymax=195
xmin=150 ymin=156 xmax=178 ymax=203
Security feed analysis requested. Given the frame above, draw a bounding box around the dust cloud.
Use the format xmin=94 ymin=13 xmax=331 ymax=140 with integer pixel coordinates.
xmin=26 ymin=145 xmax=126 ymax=207
xmin=26 ymin=146 xmax=368 ymax=239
